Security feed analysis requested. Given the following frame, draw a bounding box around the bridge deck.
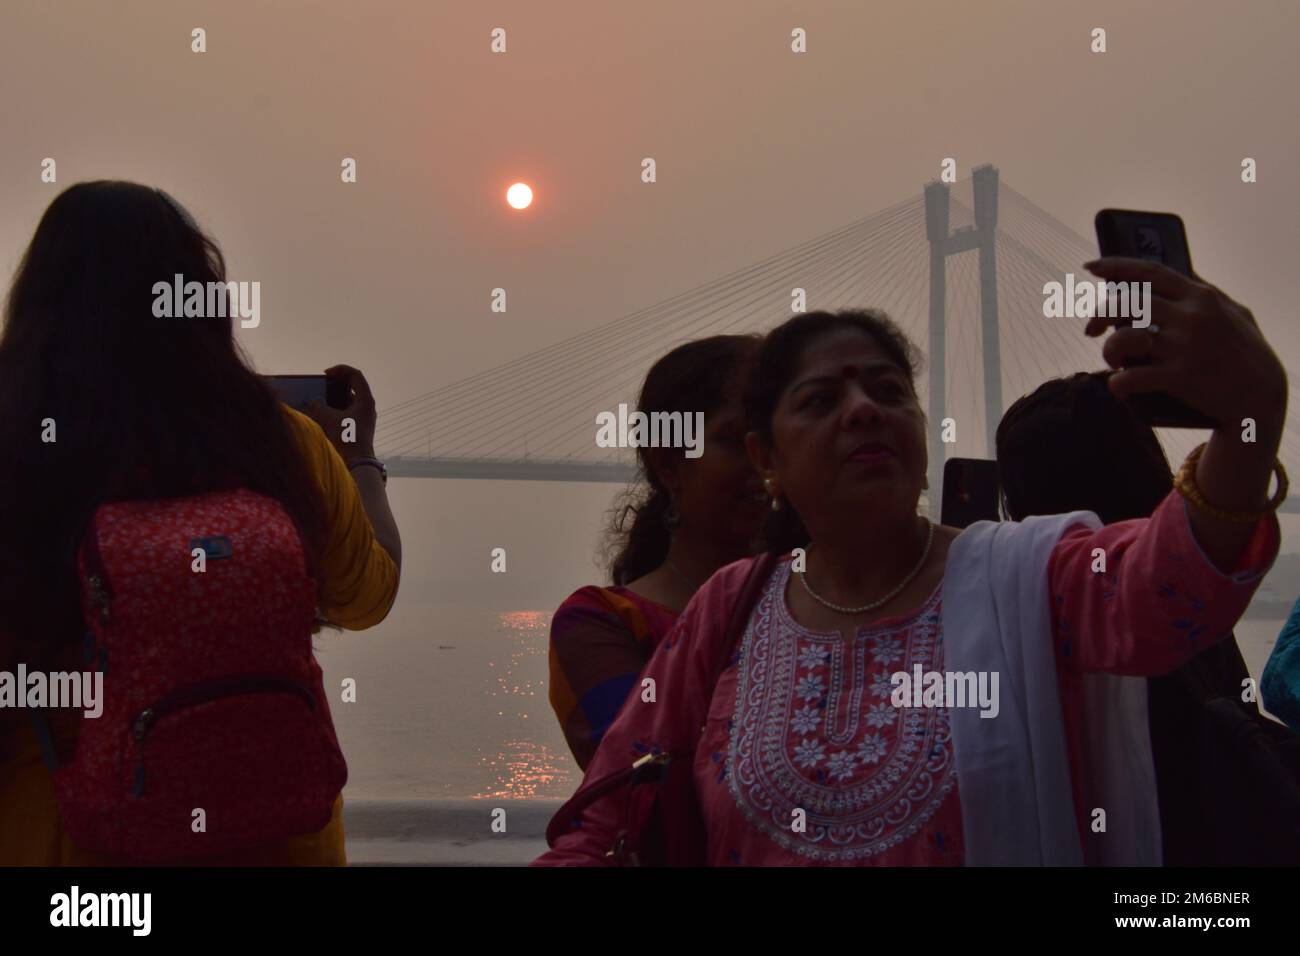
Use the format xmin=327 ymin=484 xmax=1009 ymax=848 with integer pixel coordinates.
xmin=383 ymin=456 xmax=1300 ymax=513
xmin=384 ymin=457 xmax=636 ymax=483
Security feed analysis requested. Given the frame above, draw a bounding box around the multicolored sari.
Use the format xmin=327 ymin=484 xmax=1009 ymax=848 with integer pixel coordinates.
xmin=548 ymin=586 xmax=679 ymax=771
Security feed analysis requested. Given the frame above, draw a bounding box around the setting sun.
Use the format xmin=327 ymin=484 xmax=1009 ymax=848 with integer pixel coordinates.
xmin=506 ymin=182 xmax=533 ymax=210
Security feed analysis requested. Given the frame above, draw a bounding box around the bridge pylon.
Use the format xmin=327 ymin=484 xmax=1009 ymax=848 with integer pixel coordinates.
xmin=924 ymin=163 xmax=1001 ymax=519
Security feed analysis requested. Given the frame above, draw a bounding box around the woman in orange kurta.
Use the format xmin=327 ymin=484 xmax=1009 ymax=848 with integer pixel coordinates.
xmin=0 ymin=181 xmax=400 ymax=865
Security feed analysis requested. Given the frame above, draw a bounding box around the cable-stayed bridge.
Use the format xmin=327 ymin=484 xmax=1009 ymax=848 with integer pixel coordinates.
xmin=375 ymin=165 xmax=1300 ymax=515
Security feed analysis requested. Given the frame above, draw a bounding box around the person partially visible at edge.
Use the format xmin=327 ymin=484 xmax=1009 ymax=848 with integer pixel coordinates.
xmin=0 ymin=180 xmax=401 ymax=865
xmin=548 ymin=335 xmax=765 ymax=771
xmin=1263 ymin=596 xmax=1300 ymax=731
xmin=536 ymin=259 xmax=1286 ymax=866
xmin=996 ymin=369 xmax=1259 ymax=866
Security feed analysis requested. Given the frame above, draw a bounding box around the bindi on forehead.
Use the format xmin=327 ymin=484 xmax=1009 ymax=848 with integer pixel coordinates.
xmin=788 ymin=356 xmax=909 ymax=398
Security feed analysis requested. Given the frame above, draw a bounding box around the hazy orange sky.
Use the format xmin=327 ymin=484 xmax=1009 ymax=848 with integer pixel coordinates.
xmin=2 ymin=0 xmax=1298 ymax=608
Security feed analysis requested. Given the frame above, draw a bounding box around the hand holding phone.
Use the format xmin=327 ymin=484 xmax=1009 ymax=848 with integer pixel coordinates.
xmin=1083 ymin=249 xmax=1285 ymax=438
xmin=266 ymin=374 xmax=350 ymax=412
xmin=279 ymin=365 xmax=379 ymax=460
xmin=1093 ymin=209 xmax=1217 ymax=428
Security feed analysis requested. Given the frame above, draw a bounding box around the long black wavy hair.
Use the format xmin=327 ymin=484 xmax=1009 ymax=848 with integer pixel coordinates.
xmin=0 ymin=181 xmax=331 ymax=656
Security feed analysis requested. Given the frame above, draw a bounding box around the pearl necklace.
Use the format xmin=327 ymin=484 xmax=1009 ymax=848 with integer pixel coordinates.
xmin=798 ymin=518 xmax=935 ymax=614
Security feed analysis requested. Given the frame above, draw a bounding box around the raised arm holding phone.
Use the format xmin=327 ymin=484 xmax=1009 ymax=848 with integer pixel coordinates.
xmin=302 ymin=364 xmax=402 ymax=572
xmin=1083 ymin=255 xmax=1288 ymax=574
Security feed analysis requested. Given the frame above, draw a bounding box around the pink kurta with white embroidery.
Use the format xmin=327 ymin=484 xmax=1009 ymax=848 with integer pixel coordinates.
xmin=535 ymin=490 xmax=1279 ymax=866
xmin=699 ymin=566 xmax=962 ymax=864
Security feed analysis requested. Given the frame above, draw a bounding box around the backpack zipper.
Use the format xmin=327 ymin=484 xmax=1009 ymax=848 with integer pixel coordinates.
xmin=86 ymin=575 xmax=110 ymax=625
xmin=130 ymin=676 xmax=317 ymax=797
xmin=84 ymin=513 xmax=112 ymax=626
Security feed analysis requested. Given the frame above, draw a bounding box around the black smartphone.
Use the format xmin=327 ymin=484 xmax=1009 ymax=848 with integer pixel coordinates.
xmin=1093 ymin=209 xmax=1219 ymax=428
xmin=941 ymin=458 xmax=1001 ymax=529
xmin=265 ymin=374 xmax=350 ymax=411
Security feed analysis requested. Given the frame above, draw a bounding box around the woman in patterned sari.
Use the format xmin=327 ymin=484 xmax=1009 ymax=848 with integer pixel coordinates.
xmin=548 ymin=335 xmax=764 ymax=770
xmin=538 ymin=258 xmax=1287 ymax=865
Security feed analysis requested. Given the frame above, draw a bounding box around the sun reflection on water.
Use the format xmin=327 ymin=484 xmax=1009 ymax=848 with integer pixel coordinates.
xmin=473 ymin=610 xmax=576 ymax=799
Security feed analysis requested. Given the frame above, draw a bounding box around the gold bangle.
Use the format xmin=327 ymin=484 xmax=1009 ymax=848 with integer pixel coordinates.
xmin=1174 ymin=441 xmax=1289 ymax=522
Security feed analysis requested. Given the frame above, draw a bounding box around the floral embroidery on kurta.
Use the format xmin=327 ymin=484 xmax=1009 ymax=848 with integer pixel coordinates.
xmin=726 ymin=562 xmax=955 ymax=861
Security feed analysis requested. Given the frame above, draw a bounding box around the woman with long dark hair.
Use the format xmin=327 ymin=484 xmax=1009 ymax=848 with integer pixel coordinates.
xmin=539 ymin=257 xmax=1287 ymax=865
xmin=548 ymin=334 xmax=764 ymax=771
xmin=0 ymin=181 xmax=401 ymax=864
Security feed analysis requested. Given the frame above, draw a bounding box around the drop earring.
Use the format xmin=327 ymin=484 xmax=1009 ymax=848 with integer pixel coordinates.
xmin=764 ymin=477 xmax=782 ymax=511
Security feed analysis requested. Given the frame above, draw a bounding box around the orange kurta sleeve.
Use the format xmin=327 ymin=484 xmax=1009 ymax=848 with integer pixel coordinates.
xmin=279 ymin=405 xmax=399 ymax=630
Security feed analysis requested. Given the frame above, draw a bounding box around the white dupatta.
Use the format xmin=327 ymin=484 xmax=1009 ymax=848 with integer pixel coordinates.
xmin=940 ymin=511 xmax=1162 ymax=866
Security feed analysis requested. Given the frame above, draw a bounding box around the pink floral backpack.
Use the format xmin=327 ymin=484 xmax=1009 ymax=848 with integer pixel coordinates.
xmin=31 ymin=488 xmax=347 ymax=863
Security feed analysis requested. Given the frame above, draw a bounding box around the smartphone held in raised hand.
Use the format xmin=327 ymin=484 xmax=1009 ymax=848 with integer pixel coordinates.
xmin=265 ymin=374 xmax=350 ymax=411
xmin=1093 ymin=209 xmax=1219 ymax=429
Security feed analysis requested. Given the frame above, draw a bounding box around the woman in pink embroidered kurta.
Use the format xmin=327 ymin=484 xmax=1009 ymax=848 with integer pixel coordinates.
xmin=537 ymin=259 xmax=1288 ymax=866
xmin=538 ymin=500 xmax=1277 ymax=865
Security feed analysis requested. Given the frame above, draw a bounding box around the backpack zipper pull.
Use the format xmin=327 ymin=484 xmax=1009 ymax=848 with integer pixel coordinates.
xmin=87 ymin=574 xmax=110 ymax=624
xmin=133 ymin=708 xmax=155 ymax=741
